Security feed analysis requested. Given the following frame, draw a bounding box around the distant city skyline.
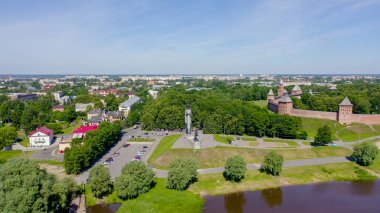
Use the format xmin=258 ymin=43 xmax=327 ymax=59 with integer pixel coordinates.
xmin=0 ymin=0 xmax=379 ymax=75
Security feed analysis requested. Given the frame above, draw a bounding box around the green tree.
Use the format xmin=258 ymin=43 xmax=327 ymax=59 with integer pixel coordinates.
xmin=352 ymin=142 xmax=379 ymax=166
xmin=261 ymin=151 xmax=284 ymax=176
xmin=223 ymin=155 xmax=247 ymax=182
xmin=114 ymin=161 xmax=154 ymax=199
xmin=0 ymin=159 xmax=80 ymax=213
xmin=312 ymin=125 xmax=332 ymax=146
xmin=0 ymin=126 xmax=18 ymax=150
xmin=167 ymin=157 xmax=199 ymax=190
xmin=88 ymin=165 xmax=113 ymax=198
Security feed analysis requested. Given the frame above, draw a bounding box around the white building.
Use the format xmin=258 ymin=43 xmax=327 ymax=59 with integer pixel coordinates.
xmin=75 ymin=103 xmax=94 ymax=112
xmin=28 ymin=126 xmax=54 ymax=147
xmin=118 ymin=96 xmax=141 ymax=116
xmin=148 ymin=90 xmax=158 ymax=99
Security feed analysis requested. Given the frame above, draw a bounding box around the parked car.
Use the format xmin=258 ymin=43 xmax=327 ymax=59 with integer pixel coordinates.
xmin=103 ymin=160 xmax=111 ymax=165
xmin=123 ymin=143 xmax=131 ymax=148
xmin=143 ymin=145 xmax=148 ymax=149
xmin=134 ymin=155 xmax=142 ymax=160
xmin=107 ymin=157 xmax=114 ymax=162
xmin=114 ymin=152 xmax=120 ymax=157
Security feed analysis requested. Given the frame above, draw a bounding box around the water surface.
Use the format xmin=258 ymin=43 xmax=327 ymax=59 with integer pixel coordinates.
xmin=203 ymin=180 xmax=380 ymax=213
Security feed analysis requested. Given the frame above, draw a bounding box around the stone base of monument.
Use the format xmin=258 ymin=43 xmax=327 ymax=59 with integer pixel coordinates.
xmin=185 ymin=135 xmax=201 ymax=150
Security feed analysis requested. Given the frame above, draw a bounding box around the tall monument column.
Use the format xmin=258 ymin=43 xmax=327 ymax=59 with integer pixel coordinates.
xmin=185 ymin=104 xmax=192 ymax=135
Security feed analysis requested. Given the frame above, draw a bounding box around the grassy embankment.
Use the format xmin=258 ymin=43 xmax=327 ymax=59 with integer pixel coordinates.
xmin=190 ymin=162 xmax=377 ymax=195
xmin=0 ymin=150 xmax=23 ymax=164
xmin=263 ymin=138 xmax=299 ymax=148
xmin=86 ymin=179 xmax=204 ymax=213
xmin=153 ymin=146 xmax=351 ymax=169
xmin=148 ymin=134 xmax=182 ymax=164
xmin=213 ymin=134 xmax=234 ymax=144
xmin=300 ymin=117 xmax=380 ymax=142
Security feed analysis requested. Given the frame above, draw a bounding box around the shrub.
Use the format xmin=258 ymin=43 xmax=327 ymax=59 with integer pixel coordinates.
xmin=352 ymin=142 xmax=378 ymax=166
xmin=261 ymin=151 xmax=284 ymax=176
xmin=114 ymin=161 xmax=154 ymax=199
xmin=312 ymin=125 xmax=332 ymax=146
xmin=224 ymin=155 xmax=247 ymax=182
xmin=167 ymin=157 xmax=199 ymax=190
xmin=88 ymin=165 xmax=113 ymax=198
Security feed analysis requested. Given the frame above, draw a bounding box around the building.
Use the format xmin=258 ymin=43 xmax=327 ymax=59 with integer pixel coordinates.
xmin=148 ymin=90 xmax=158 ymax=99
xmin=75 ymin=103 xmax=94 ymax=112
xmin=87 ymin=109 xmax=102 ymax=120
xmin=72 ymin=125 xmax=98 ymax=139
xmin=17 ymin=94 xmax=38 ymax=101
xmin=118 ymin=96 xmax=141 ymax=115
xmin=267 ymin=81 xmax=380 ymax=125
xmin=28 ymin=126 xmax=54 ymax=147
xmin=58 ymin=135 xmax=72 ymax=153
xmin=104 ymin=111 xmax=123 ymax=122
xmin=53 ymin=105 xmax=64 ymax=112
xmin=127 ymin=91 xmax=135 ymax=99
xmin=90 ymin=89 xmax=122 ymax=97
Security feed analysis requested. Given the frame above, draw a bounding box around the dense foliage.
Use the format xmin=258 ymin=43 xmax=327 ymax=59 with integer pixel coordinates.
xmin=352 ymin=142 xmax=379 ymax=166
xmin=167 ymin=157 xmax=199 ymax=190
xmin=0 ymin=159 xmax=80 ymax=213
xmin=141 ymin=89 xmax=305 ymax=139
xmin=224 ymin=155 xmax=247 ymax=182
xmin=0 ymin=126 xmax=18 ymax=150
xmin=261 ymin=151 xmax=284 ymax=176
xmin=114 ymin=161 xmax=155 ymax=199
xmin=88 ymin=165 xmax=113 ymax=198
xmin=64 ymin=122 xmax=122 ymax=174
xmin=292 ymin=82 xmax=380 ymax=114
xmin=312 ymin=125 xmax=332 ymax=146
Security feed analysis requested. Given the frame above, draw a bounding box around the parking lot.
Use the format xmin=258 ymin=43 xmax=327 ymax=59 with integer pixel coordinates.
xmin=75 ymin=127 xmax=158 ymax=184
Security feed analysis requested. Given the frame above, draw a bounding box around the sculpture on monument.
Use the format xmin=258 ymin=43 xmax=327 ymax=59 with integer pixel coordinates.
xmin=185 ymin=101 xmax=192 ymax=135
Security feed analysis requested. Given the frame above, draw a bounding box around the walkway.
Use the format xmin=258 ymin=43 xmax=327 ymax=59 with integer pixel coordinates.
xmin=154 ymin=156 xmax=350 ymax=178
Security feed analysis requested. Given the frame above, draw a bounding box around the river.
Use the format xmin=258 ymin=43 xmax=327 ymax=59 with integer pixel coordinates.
xmin=203 ymin=180 xmax=380 ymax=213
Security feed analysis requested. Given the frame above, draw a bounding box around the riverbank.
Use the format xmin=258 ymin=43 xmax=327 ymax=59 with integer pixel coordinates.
xmin=189 ymin=162 xmax=378 ymax=196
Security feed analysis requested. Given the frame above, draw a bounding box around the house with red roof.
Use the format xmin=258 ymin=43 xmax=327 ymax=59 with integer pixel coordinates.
xmin=72 ymin=125 xmax=98 ymax=139
xmin=28 ymin=126 xmax=54 ymax=147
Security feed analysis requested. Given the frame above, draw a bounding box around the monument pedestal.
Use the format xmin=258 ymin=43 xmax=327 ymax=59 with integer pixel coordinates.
xmin=185 ymin=134 xmax=201 ymax=150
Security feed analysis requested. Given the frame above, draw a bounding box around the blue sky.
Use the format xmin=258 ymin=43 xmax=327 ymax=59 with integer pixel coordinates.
xmin=0 ymin=0 xmax=379 ymax=75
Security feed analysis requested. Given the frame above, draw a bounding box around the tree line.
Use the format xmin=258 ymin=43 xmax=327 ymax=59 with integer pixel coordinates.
xmin=141 ymin=89 xmax=306 ymax=139
xmin=64 ymin=122 xmax=122 ymax=174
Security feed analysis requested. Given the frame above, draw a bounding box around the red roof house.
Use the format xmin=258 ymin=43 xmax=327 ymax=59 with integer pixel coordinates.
xmin=72 ymin=125 xmax=98 ymax=138
xmin=29 ymin=126 xmax=53 ymax=137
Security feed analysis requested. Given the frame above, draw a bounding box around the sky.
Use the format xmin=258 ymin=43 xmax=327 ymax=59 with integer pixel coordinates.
xmin=0 ymin=0 xmax=379 ymax=75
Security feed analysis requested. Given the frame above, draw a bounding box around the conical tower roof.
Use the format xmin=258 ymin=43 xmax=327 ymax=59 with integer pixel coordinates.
xmin=279 ymin=94 xmax=292 ymax=103
xmin=339 ymin=97 xmax=352 ymax=106
xmin=268 ymin=89 xmax=274 ymax=96
xmin=292 ymin=85 xmax=301 ymax=91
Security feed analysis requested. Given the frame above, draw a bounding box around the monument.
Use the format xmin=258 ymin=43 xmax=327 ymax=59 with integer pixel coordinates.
xmin=184 ymin=102 xmax=201 ymax=149
xmin=185 ymin=102 xmax=192 ymax=135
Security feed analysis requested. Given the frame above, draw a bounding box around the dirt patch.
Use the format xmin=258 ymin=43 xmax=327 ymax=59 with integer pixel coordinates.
xmin=39 ymin=163 xmax=72 ymax=180
xmin=376 ymin=142 xmax=380 ymax=149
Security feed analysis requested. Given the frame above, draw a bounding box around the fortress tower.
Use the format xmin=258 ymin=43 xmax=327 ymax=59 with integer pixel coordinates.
xmin=291 ymin=85 xmax=302 ymax=99
xmin=278 ymin=79 xmax=285 ymax=97
xmin=267 ymin=89 xmax=275 ymax=102
xmin=338 ymin=97 xmax=353 ymax=124
xmin=278 ymin=93 xmax=293 ymax=115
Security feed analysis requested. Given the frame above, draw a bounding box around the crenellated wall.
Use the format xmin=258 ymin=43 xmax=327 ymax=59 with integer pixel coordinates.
xmin=290 ymin=108 xmax=338 ymax=121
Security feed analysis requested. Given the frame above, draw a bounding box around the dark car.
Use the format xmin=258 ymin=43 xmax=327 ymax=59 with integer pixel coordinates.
xmin=123 ymin=143 xmax=130 ymax=148
xmin=114 ymin=152 xmax=120 ymax=157
xmin=134 ymin=155 xmax=142 ymax=160
xmin=143 ymin=145 xmax=148 ymax=149
xmin=107 ymin=157 xmax=114 ymax=162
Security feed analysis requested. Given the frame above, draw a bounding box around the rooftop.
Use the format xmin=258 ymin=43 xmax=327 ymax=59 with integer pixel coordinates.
xmin=278 ymin=94 xmax=293 ymax=103
xmin=339 ymin=97 xmax=353 ymax=106
xmin=73 ymin=125 xmax=98 ymax=134
xmin=29 ymin=126 xmax=53 ymax=136
xmin=119 ymin=96 xmax=141 ymax=108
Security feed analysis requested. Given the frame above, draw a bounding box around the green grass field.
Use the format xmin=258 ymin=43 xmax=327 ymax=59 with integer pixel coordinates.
xmin=128 ymin=138 xmax=155 ymax=142
xmin=116 ymin=179 xmax=204 ymax=213
xmin=299 ymin=117 xmax=344 ymax=140
xmin=189 ymin=162 xmax=376 ymax=195
xmin=241 ymin=137 xmax=257 ymax=141
xmin=148 ymin=134 xmax=182 ymax=164
xmin=263 ymin=138 xmax=299 ymax=147
xmin=336 ymin=124 xmax=380 ymax=142
xmin=213 ymin=134 xmax=234 ymax=144
xmin=19 ymin=138 xmax=29 ymax=147
xmin=0 ymin=150 xmax=23 ymax=164
xmin=253 ymin=100 xmax=267 ymax=108
xmin=152 ymin=146 xmax=351 ymax=169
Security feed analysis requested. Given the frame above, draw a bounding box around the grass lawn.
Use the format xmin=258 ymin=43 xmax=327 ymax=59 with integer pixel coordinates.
xmin=300 ymin=117 xmax=344 ymax=140
xmin=148 ymin=134 xmax=182 ymax=164
xmin=336 ymin=124 xmax=380 ymax=142
xmin=116 ymin=179 xmax=204 ymax=213
xmin=86 ymin=179 xmax=204 ymax=213
xmin=189 ymin=162 xmax=376 ymax=195
xmin=152 ymin=146 xmax=352 ymax=169
xmin=128 ymin=138 xmax=155 ymax=142
xmin=35 ymin=159 xmax=64 ymax=166
xmin=213 ymin=134 xmax=234 ymax=144
xmin=368 ymin=153 xmax=380 ymax=174
xmin=302 ymin=142 xmax=311 ymax=146
xmin=253 ymin=100 xmax=267 ymax=108
xmin=263 ymin=138 xmax=299 ymax=147
xmin=61 ymin=119 xmax=82 ymax=134
xmin=0 ymin=150 xmax=23 ymax=164
xmin=241 ymin=137 xmax=257 ymax=141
